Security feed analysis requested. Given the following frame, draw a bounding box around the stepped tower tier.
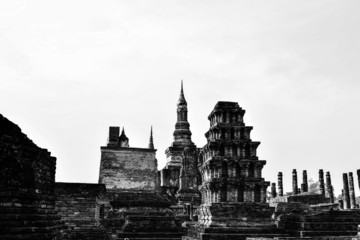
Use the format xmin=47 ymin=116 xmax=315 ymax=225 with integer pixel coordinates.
xmin=184 ymin=102 xmax=282 ymax=240
xmin=199 ymin=102 xmax=269 ymax=205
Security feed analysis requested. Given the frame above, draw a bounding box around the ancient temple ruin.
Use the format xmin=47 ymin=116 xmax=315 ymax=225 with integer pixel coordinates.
xmin=184 ymin=102 xmax=285 ymax=240
xmin=98 ymin=126 xmax=185 ymax=239
xmin=1 ymin=85 xmax=360 ymax=240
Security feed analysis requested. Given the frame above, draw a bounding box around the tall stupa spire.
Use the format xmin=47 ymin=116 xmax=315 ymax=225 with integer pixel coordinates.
xmin=148 ymin=126 xmax=154 ymax=149
xmin=173 ymin=81 xmax=193 ymax=146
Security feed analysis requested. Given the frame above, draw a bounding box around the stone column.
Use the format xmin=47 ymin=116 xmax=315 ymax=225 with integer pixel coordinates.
xmin=301 ymin=170 xmax=308 ymax=193
xmin=349 ymin=172 xmax=357 ymax=209
xmin=271 ymin=183 xmax=277 ymax=198
xmin=357 ymin=169 xmax=360 ymax=191
xmin=325 ymin=171 xmax=334 ymax=203
xmin=278 ymin=172 xmax=283 ymax=197
xmin=319 ymin=169 xmax=325 ymax=197
xmin=343 ymin=173 xmax=351 ymax=209
xmin=292 ymin=169 xmax=298 ymax=195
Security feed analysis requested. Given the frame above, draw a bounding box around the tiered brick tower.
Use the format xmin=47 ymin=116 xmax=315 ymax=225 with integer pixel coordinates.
xmin=185 ymin=102 xmax=281 ymax=240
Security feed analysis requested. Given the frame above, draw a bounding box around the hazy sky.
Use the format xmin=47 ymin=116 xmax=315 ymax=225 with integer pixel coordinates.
xmin=1 ymin=1 xmax=359 ymax=196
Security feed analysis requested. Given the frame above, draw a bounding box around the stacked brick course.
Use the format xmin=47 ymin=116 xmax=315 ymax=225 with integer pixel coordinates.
xmin=0 ymin=114 xmax=64 ymax=240
xmin=54 ymin=183 xmax=106 ymax=240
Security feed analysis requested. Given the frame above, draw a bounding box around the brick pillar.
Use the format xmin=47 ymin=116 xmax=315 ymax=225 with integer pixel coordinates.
xmin=325 ymin=171 xmax=334 ymax=203
xmin=319 ymin=169 xmax=325 ymax=197
xmin=278 ymin=172 xmax=283 ymax=197
xmin=343 ymin=173 xmax=351 ymax=209
xmin=271 ymin=183 xmax=277 ymax=198
xmin=301 ymin=170 xmax=308 ymax=193
xmin=357 ymin=169 xmax=360 ymax=191
xmin=292 ymin=169 xmax=298 ymax=195
xmin=349 ymin=172 xmax=357 ymax=209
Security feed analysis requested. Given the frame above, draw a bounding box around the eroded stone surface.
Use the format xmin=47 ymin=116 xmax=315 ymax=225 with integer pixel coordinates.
xmin=99 ymin=145 xmax=158 ymax=191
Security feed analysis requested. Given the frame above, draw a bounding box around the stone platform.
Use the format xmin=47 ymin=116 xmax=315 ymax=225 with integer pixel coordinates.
xmin=277 ymin=210 xmax=360 ymax=238
xmin=184 ymin=202 xmax=288 ymax=240
xmin=104 ymin=190 xmax=186 ymax=240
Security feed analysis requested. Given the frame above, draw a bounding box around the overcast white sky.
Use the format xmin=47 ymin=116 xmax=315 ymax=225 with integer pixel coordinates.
xmin=1 ymin=1 xmax=359 ymax=196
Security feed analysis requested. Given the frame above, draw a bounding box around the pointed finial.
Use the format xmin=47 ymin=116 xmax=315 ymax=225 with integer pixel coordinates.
xmin=178 ymin=80 xmax=187 ymax=106
xmin=119 ymin=127 xmax=129 ymax=147
xmin=181 ymin=79 xmax=184 ymax=94
xmin=148 ymin=126 xmax=154 ymax=149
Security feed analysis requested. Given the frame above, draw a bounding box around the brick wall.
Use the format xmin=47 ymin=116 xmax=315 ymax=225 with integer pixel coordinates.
xmin=55 ymin=183 xmax=105 ymax=224
xmin=55 ymin=183 xmax=107 ymax=239
xmin=0 ymin=114 xmax=63 ymax=240
xmin=99 ymin=147 xmax=158 ymax=191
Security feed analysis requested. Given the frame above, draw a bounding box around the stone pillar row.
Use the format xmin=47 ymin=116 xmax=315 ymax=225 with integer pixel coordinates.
xmin=274 ymin=169 xmax=335 ymax=198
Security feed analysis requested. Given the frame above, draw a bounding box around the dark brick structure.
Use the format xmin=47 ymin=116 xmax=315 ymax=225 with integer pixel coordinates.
xmin=99 ymin=127 xmax=159 ymax=192
xmin=349 ymin=172 xmax=357 ymax=209
xmin=0 ymin=114 xmax=64 ymax=240
xmin=301 ymin=170 xmax=308 ymax=193
xmin=159 ymin=82 xmax=198 ymax=202
xmin=54 ymin=183 xmax=107 ymax=240
xmin=292 ymin=169 xmax=298 ymax=195
xmin=319 ymin=169 xmax=325 ymax=197
xmin=184 ymin=102 xmax=285 ymax=240
xmin=358 ymin=169 xmax=360 ymax=191
xmin=325 ymin=171 xmax=334 ymax=203
xmin=99 ymin=126 xmax=185 ymax=239
xmin=343 ymin=173 xmax=351 ymax=210
xmin=278 ymin=172 xmax=283 ymax=197
xmin=177 ymin=147 xmax=201 ymax=205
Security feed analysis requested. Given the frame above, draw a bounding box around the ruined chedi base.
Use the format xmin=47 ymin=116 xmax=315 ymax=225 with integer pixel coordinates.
xmin=184 ymin=102 xmax=286 ymax=240
xmin=0 ymin=114 xmax=66 ymax=240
